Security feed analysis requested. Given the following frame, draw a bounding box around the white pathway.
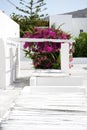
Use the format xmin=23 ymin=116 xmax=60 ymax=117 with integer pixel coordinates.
xmin=1 ymin=86 xmax=87 ymax=130
xmin=0 ymin=64 xmax=87 ymax=130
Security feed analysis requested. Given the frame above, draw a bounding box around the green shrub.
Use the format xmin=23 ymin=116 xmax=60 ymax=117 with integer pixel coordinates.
xmin=11 ymin=14 xmax=49 ymax=37
xmin=73 ymin=32 xmax=87 ymax=57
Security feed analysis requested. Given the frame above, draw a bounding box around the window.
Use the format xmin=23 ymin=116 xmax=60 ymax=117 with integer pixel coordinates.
xmin=80 ymin=29 xmax=83 ymax=33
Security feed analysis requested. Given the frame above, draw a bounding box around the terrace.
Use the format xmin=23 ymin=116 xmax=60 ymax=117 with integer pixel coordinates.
xmin=0 ymin=10 xmax=87 ymax=130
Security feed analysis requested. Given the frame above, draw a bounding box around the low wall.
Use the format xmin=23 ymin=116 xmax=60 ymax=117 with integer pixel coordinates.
xmin=0 ymin=38 xmax=20 ymax=89
xmin=30 ymin=74 xmax=83 ymax=86
xmin=73 ymin=58 xmax=87 ymax=64
xmin=20 ymin=40 xmax=70 ymax=71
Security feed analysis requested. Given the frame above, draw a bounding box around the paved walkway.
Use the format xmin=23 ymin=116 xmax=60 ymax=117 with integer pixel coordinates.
xmin=0 ymin=64 xmax=87 ymax=129
xmin=1 ymin=86 xmax=87 ymax=130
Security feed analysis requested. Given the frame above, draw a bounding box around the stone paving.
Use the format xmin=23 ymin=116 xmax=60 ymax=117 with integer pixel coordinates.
xmin=0 ymin=89 xmax=21 ymax=121
xmin=0 ymin=64 xmax=87 ymax=130
xmin=1 ymin=86 xmax=87 ymax=130
xmin=0 ymin=69 xmax=33 ymax=120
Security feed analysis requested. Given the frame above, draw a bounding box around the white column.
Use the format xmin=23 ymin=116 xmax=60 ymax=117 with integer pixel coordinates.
xmin=16 ymin=43 xmax=20 ymax=78
xmin=61 ymin=43 xmax=69 ymax=72
xmin=83 ymin=78 xmax=87 ymax=96
xmin=30 ymin=76 xmax=36 ymax=86
xmin=0 ymin=38 xmax=6 ymax=89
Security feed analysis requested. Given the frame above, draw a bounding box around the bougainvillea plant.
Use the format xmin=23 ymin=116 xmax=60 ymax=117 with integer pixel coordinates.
xmin=23 ymin=27 xmax=71 ymax=69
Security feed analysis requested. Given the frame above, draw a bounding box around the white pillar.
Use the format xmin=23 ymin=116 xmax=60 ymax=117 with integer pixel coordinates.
xmin=16 ymin=43 xmax=20 ymax=78
xmin=61 ymin=43 xmax=69 ymax=72
xmin=0 ymin=39 xmax=6 ymax=89
xmin=30 ymin=76 xmax=36 ymax=86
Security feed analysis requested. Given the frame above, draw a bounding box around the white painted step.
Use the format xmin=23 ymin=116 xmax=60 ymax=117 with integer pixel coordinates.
xmin=30 ymin=74 xmax=84 ymax=86
xmin=1 ymin=86 xmax=87 ymax=130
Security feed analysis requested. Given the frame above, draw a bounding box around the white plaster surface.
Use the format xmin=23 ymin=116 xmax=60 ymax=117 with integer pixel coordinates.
xmin=0 ymin=39 xmax=6 ymax=89
xmin=50 ymin=14 xmax=87 ymax=37
xmin=0 ymin=89 xmax=21 ymax=120
xmin=0 ymin=69 xmax=34 ymax=120
xmin=1 ymin=85 xmax=87 ymax=130
xmin=49 ymin=14 xmax=73 ymax=33
xmin=0 ymin=64 xmax=87 ymax=129
xmin=0 ymin=11 xmax=19 ymax=38
xmin=73 ymin=58 xmax=87 ymax=64
xmin=0 ymin=11 xmax=20 ymax=89
xmin=72 ymin=18 xmax=87 ymax=37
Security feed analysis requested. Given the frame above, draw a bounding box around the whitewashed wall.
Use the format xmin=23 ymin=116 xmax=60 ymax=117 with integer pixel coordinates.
xmin=0 ymin=11 xmax=19 ymax=38
xmin=0 ymin=39 xmax=6 ymax=89
xmin=73 ymin=58 xmax=87 ymax=64
xmin=72 ymin=18 xmax=87 ymax=37
xmin=49 ymin=15 xmax=87 ymax=37
xmin=0 ymin=11 xmax=20 ymax=89
xmin=49 ymin=15 xmax=73 ymax=33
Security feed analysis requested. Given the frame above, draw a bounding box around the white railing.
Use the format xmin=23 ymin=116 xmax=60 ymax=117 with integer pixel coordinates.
xmin=8 ymin=38 xmax=74 ymax=43
xmin=0 ymin=37 xmax=74 ymax=89
xmin=8 ymin=38 xmax=74 ymax=72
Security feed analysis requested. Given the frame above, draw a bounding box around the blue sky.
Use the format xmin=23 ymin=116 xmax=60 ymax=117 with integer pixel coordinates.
xmin=0 ymin=0 xmax=87 ymax=16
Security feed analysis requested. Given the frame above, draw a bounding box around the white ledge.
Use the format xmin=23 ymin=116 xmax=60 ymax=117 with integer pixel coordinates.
xmin=7 ymin=38 xmax=74 ymax=43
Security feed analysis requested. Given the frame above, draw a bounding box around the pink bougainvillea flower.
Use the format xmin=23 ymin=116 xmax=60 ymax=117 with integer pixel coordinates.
xmin=44 ymin=46 xmax=53 ymax=52
xmin=23 ymin=42 xmax=29 ymax=49
xmin=23 ymin=27 xmax=71 ymax=69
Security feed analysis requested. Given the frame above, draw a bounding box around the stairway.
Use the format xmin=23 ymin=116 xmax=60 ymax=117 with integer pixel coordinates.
xmin=1 ymin=86 xmax=87 ymax=130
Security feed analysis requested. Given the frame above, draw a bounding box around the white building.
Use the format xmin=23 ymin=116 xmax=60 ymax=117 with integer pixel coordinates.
xmin=72 ymin=18 xmax=87 ymax=37
xmin=49 ymin=14 xmax=87 ymax=37
xmin=0 ymin=10 xmax=20 ymax=89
